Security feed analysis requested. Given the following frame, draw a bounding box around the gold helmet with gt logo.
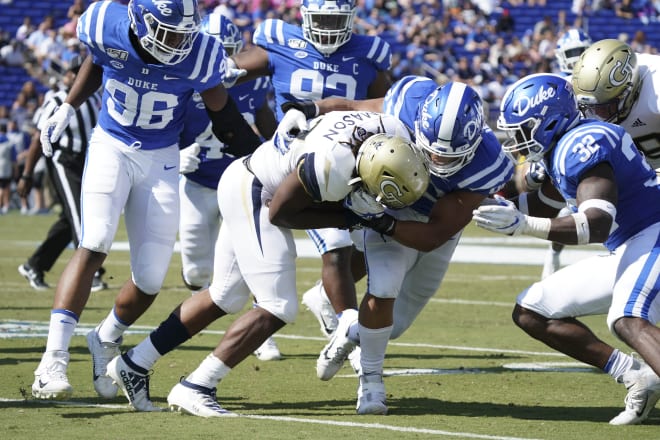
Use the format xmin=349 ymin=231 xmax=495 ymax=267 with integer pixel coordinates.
xmin=571 ymin=39 xmax=641 ymax=124
xmin=355 ymin=133 xmax=430 ymax=209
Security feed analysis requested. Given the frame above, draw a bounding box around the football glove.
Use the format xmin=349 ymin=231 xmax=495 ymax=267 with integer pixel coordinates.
xmin=343 ymin=187 xmax=385 ymax=220
xmin=473 ymin=198 xmax=550 ymax=239
xmin=40 ymin=103 xmax=75 ymax=157
xmin=222 ymin=58 xmax=247 ymax=88
xmin=275 ymin=108 xmax=308 ymax=145
xmin=524 ymin=162 xmax=546 ymax=190
xmin=179 ymin=142 xmax=201 ymax=174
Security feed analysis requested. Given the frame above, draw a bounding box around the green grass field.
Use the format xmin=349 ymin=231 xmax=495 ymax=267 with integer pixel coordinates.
xmin=1 ymin=212 xmax=658 ymax=439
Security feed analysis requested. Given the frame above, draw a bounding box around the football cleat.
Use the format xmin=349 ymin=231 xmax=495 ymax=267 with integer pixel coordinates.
xmin=32 ymin=350 xmax=73 ymax=400
xmin=86 ymin=329 xmax=120 ymax=398
xmin=302 ymin=281 xmax=338 ymax=338
xmin=91 ymin=268 xmax=108 ymax=292
xmin=253 ymin=336 xmax=282 ymax=361
xmin=168 ymin=380 xmax=234 ymax=417
xmin=316 ymin=310 xmax=358 ymax=380
xmin=18 ymin=263 xmax=49 ymax=291
xmin=107 ymin=354 xmax=161 ymax=412
xmin=356 ymin=373 xmax=387 ymax=415
xmin=609 ymin=354 xmax=660 ymax=425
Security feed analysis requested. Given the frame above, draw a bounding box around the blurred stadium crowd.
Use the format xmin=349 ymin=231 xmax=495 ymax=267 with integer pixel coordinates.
xmin=0 ymin=0 xmax=658 ymax=214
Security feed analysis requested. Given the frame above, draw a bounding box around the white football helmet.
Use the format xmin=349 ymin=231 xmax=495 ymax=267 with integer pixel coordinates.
xmin=355 ymin=133 xmax=430 ymax=209
xmin=555 ymin=28 xmax=591 ymax=75
xmin=300 ymin=0 xmax=357 ymax=56
xmin=201 ymin=12 xmax=243 ymax=56
xmin=128 ymin=0 xmax=200 ymax=65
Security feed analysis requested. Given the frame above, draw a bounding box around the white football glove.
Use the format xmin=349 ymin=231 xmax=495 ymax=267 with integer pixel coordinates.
xmin=524 ymin=162 xmax=546 ymax=190
xmin=40 ymin=103 xmax=75 ymax=157
xmin=222 ymin=58 xmax=247 ymax=88
xmin=473 ymin=198 xmax=551 ymax=239
xmin=343 ymin=187 xmax=385 ymax=220
xmin=473 ymin=199 xmax=527 ymax=235
xmin=179 ymin=142 xmax=201 ymax=174
xmin=276 ymin=108 xmax=308 ymax=144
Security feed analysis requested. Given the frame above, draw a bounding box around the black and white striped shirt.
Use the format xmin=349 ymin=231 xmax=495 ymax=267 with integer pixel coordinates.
xmin=34 ymin=89 xmax=101 ymax=165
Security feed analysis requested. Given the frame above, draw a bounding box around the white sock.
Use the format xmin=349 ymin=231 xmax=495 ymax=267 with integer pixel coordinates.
xmin=605 ymin=349 xmax=634 ymax=380
xmin=358 ymin=324 xmax=392 ymax=376
xmin=96 ymin=307 xmax=129 ymax=343
xmin=127 ymin=338 xmax=162 ymax=371
xmin=186 ymin=353 xmax=232 ymax=389
xmin=347 ymin=320 xmax=360 ymax=343
xmin=45 ymin=309 xmax=79 ymax=352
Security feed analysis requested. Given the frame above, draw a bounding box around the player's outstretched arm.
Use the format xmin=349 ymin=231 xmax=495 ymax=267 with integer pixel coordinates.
xmin=231 ymin=46 xmax=270 ymax=83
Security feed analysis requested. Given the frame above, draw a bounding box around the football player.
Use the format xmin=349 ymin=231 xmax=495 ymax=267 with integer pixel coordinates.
xmin=297 ymin=79 xmax=514 ymax=414
xmin=106 ymin=111 xmax=429 ymax=415
xmin=31 ymin=0 xmax=260 ymax=403
xmin=474 ymin=73 xmax=660 ymax=425
xmin=530 ymin=28 xmax=592 ymax=279
xmin=228 ymin=0 xmax=393 ymax=343
xmin=176 ymin=13 xmax=281 ymax=361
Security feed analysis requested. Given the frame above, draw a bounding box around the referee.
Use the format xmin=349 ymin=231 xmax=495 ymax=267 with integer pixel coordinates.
xmin=17 ymin=55 xmax=107 ymax=292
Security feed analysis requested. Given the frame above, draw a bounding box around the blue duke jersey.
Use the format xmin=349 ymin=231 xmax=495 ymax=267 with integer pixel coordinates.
xmin=77 ymin=1 xmax=227 ymax=150
xmin=253 ymin=19 xmax=391 ymax=120
xmin=382 ymin=76 xmax=515 ymax=217
xmin=180 ymin=77 xmax=271 ymax=189
xmin=546 ymin=120 xmax=660 ymax=250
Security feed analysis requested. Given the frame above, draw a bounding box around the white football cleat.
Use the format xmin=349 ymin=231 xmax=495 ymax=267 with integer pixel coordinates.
xmin=32 ymin=350 xmax=73 ymax=400
xmin=107 ymin=354 xmax=161 ymax=412
xmin=253 ymin=336 xmax=282 ymax=361
xmin=609 ymin=354 xmax=660 ymax=425
xmin=86 ymin=329 xmax=120 ymax=398
xmin=316 ymin=310 xmax=358 ymax=380
xmin=168 ymin=380 xmax=234 ymax=417
xmin=356 ymin=374 xmax=387 ymax=415
xmin=302 ymin=281 xmax=338 ymax=338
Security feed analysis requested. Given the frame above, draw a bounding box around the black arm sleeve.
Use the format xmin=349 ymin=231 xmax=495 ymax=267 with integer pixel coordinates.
xmin=207 ymin=95 xmax=261 ymax=157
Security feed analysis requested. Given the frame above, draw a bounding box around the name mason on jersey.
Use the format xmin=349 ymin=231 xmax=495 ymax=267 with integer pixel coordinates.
xmin=321 ymin=112 xmax=383 ymax=142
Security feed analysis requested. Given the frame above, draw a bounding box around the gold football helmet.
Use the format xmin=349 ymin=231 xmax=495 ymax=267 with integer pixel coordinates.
xmin=354 ymin=133 xmax=430 ymax=209
xmin=571 ymin=39 xmax=641 ymax=124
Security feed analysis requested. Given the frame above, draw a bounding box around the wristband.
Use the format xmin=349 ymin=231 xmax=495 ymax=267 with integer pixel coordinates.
xmin=281 ymin=101 xmax=318 ymax=119
xmin=20 ymin=174 xmax=33 ymax=180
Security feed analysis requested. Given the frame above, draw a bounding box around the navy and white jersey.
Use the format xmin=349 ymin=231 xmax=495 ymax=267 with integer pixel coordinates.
xmin=382 ymin=75 xmax=515 ymax=217
xmin=620 ymin=53 xmax=660 ymax=169
xmin=546 ymin=119 xmax=660 ymax=250
xmin=253 ymin=19 xmax=391 ymax=120
xmin=77 ymin=1 xmax=227 ymax=150
xmin=180 ymin=77 xmax=271 ymax=189
xmin=250 ymin=111 xmax=411 ymax=202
